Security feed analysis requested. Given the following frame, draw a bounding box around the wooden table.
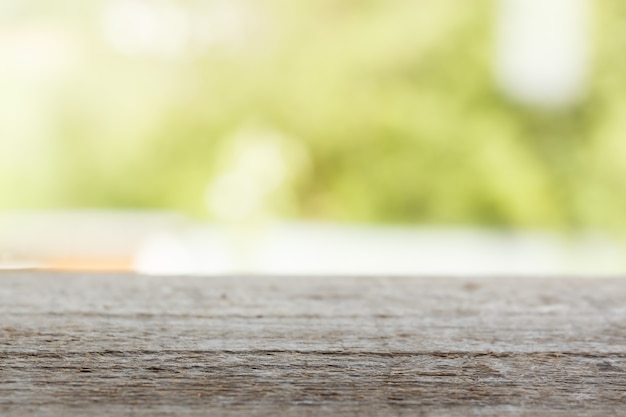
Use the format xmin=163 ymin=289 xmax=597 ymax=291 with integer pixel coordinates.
xmin=1 ymin=272 xmax=625 ymax=416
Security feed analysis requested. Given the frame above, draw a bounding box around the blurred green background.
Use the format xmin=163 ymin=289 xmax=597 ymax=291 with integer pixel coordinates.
xmin=1 ymin=0 xmax=624 ymax=234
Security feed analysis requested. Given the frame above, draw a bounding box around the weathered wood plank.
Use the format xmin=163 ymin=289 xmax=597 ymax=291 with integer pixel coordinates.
xmin=1 ymin=272 xmax=625 ymax=416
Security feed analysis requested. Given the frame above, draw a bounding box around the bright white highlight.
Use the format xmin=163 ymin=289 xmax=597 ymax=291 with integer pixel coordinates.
xmin=101 ymin=0 xmax=263 ymax=58
xmin=102 ymin=0 xmax=191 ymax=58
xmin=206 ymin=127 xmax=291 ymax=223
xmin=0 ymin=25 xmax=78 ymax=81
xmin=495 ymin=0 xmax=591 ymax=107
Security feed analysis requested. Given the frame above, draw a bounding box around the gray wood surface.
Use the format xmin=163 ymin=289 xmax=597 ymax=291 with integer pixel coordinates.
xmin=1 ymin=272 xmax=625 ymax=416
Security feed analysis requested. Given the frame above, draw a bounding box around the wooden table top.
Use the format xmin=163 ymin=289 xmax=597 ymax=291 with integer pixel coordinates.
xmin=1 ymin=272 xmax=625 ymax=416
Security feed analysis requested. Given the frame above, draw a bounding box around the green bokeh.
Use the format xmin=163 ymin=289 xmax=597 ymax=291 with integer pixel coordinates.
xmin=1 ymin=0 xmax=625 ymax=234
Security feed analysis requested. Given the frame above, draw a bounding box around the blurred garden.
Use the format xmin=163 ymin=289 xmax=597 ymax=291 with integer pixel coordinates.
xmin=1 ymin=0 xmax=626 ymax=235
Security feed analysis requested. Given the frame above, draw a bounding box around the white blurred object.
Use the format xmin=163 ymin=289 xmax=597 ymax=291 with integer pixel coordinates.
xmin=0 ymin=24 xmax=79 ymax=82
xmin=101 ymin=0 xmax=264 ymax=58
xmin=134 ymin=223 xmax=626 ymax=277
xmin=207 ymin=127 xmax=291 ymax=223
xmin=0 ymin=210 xmax=185 ymax=271
xmin=495 ymin=0 xmax=591 ymax=107
xmin=206 ymin=123 xmax=310 ymax=232
xmin=2 ymin=210 xmax=623 ymax=276
xmin=102 ymin=0 xmax=191 ymax=58
xmin=135 ymin=226 xmax=237 ymax=275
xmin=133 ymin=233 xmax=196 ymax=275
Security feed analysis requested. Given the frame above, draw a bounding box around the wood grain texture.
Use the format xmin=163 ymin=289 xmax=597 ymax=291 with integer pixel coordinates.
xmin=1 ymin=272 xmax=625 ymax=416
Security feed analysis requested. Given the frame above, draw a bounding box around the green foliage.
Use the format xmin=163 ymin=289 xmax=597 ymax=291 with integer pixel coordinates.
xmin=1 ymin=0 xmax=625 ymax=234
